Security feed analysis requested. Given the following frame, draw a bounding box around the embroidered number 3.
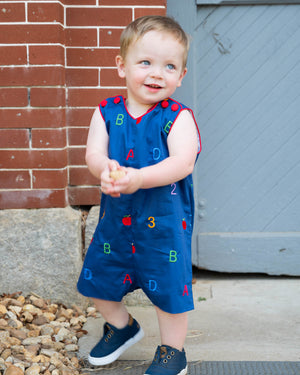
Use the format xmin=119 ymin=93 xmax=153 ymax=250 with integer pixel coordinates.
xmin=148 ymin=217 xmax=155 ymax=228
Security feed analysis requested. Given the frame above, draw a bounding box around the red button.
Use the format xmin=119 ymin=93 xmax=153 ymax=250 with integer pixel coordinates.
xmin=114 ymin=97 xmax=121 ymax=104
xmin=100 ymin=100 xmax=107 ymax=107
xmin=161 ymin=100 xmax=169 ymax=108
xmin=171 ymin=103 xmax=179 ymax=111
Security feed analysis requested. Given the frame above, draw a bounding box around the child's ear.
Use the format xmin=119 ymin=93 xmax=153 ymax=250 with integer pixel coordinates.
xmin=177 ymin=67 xmax=187 ymax=88
xmin=116 ymin=55 xmax=126 ymax=78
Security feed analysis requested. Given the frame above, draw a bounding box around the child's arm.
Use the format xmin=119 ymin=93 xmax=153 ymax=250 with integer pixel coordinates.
xmin=114 ymin=110 xmax=199 ymax=194
xmin=85 ymin=108 xmax=110 ymax=178
xmin=85 ymin=108 xmax=122 ymax=197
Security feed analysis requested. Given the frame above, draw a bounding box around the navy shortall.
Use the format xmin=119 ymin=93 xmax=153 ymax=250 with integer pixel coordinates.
xmin=77 ymin=96 xmax=201 ymax=314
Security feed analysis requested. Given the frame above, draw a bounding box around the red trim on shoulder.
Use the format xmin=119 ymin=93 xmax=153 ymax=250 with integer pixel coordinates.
xmin=189 ymin=108 xmax=202 ymax=154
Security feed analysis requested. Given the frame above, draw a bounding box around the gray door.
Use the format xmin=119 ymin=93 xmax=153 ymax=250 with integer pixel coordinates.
xmin=168 ymin=0 xmax=300 ymax=275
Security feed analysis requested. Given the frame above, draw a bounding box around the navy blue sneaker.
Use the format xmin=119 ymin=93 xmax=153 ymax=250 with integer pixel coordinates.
xmin=144 ymin=345 xmax=187 ymax=375
xmin=88 ymin=314 xmax=144 ymax=366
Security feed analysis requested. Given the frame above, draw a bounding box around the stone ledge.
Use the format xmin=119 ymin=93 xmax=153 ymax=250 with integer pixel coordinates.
xmin=0 ymin=207 xmax=86 ymax=307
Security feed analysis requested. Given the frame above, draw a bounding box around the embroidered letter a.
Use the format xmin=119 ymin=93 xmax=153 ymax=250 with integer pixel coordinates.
xmin=123 ymin=274 xmax=132 ymax=284
xmin=126 ymin=149 xmax=134 ymax=160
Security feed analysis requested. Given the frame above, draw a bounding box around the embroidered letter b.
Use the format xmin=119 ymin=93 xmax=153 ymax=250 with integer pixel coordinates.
xmin=169 ymin=250 xmax=177 ymax=262
xmin=116 ymin=113 xmax=124 ymax=126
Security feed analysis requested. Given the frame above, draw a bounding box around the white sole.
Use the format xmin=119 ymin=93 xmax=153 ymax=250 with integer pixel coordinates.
xmin=144 ymin=364 xmax=188 ymax=375
xmin=88 ymin=327 xmax=144 ymax=366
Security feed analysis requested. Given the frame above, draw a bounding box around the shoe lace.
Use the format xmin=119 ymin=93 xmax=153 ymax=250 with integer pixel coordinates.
xmin=158 ymin=346 xmax=176 ymax=364
xmin=103 ymin=323 xmax=114 ymax=343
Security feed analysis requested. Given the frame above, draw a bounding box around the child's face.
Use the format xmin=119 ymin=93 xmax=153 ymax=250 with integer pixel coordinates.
xmin=116 ymin=30 xmax=187 ymax=110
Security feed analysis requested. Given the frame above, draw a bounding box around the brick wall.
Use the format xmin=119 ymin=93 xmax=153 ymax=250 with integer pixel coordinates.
xmin=0 ymin=0 xmax=166 ymax=209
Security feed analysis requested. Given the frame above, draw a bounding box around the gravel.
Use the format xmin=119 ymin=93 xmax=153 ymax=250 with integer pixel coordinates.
xmin=0 ymin=291 xmax=96 ymax=375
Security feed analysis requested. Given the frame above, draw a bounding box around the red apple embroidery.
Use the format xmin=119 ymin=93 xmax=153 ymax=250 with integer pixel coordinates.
xmin=122 ymin=215 xmax=131 ymax=226
xmin=182 ymin=219 xmax=187 ymax=230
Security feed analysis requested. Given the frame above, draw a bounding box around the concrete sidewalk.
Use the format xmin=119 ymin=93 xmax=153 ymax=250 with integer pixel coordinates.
xmin=78 ymin=271 xmax=300 ymax=363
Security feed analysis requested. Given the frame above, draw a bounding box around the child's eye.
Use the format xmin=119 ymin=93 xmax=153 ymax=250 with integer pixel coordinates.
xmin=167 ymin=63 xmax=176 ymax=70
xmin=141 ymin=60 xmax=150 ymax=66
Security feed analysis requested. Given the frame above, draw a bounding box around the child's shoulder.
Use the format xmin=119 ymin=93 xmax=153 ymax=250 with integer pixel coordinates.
xmin=160 ymin=98 xmax=190 ymax=112
xmin=99 ymin=95 xmax=124 ymax=110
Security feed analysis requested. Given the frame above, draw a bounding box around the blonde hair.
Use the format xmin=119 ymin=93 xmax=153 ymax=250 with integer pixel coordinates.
xmin=120 ymin=15 xmax=190 ymax=68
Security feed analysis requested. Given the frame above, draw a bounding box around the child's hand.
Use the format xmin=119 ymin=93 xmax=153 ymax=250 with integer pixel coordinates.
xmin=100 ymin=160 xmax=124 ymax=197
xmin=113 ymin=167 xmax=143 ymax=195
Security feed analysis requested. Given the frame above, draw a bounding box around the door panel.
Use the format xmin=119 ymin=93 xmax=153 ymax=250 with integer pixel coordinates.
xmin=167 ymin=1 xmax=300 ymax=275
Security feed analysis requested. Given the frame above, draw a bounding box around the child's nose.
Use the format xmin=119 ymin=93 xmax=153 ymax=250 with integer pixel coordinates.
xmin=150 ymin=65 xmax=163 ymax=78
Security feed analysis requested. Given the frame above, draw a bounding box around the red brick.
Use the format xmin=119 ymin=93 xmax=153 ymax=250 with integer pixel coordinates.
xmin=68 ymin=147 xmax=86 ymax=166
xmin=99 ymin=0 xmax=165 ymax=4
xmin=31 ymin=88 xmax=66 ymax=107
xmin=68 ymin=88 xmax=127 ymax=107
xmin=68 ymin=127 xmax=89 ymax=146
xmin=0 ymin=190 xmax=67 ymax=209
xmin=0 ymin=129 xmax=29 ymax=148
xmin=66 ymin=108 xmax=94 ymax=126
xmin=0 ymin=149 xmax=67 ymax=169
xmin=67 ymin=8 xmax=131 ymax=27
xmin=69 ymin=166 xmax=99 ymax=186
xmin=32 ymin=169 xmax=68 ymax=189
xmin=65 ymin=28 xmax=97 ymax=47
xmin=100 ymin=68 xmax=124 ymax=87
xmin=0 ymin=109 xmax=65 ymax=128
xmin=68 ymin=186 xmax=100 ymax=206
xmin=0 ymin=46 xmax=27 ymax=65
xmin=62 ymin=0 xmax=96 ymax=4
xmin=66 ymin=68 xmax=99 ymax=87
xmin=0 ymin=67 xmax=65 ymax=86
xmin=0 ymin=88 xmax=28 ymax=107
xmin=0 ymin=3 xmax=25 ymax=22
xmin=28 ymin=2 xmax=64 ymax=23
xmin=134 ymin=7 xmax=166 ymax=19
xmin=29 ymin=45 xmax=65 ymax=65
xmin=0 ymin=25 xmax=64 ymax=44
xmin=66 ymin=48 xmax=117 ymax=67
xmin=99 ymin=28 xmax=123 ymax=47
xmin=31 ymin=128 xmax=67 ymax=148
xmin=0 ymin=171 xmax=31 ymax=189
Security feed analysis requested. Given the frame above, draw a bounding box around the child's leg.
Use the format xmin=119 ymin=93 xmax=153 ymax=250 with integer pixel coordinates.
xmin=91 ymin=298 xmax=129 ymax=328
xmin=154 ymin=305 xmax=188 ymax=351
xmin=144 ymin=306 xmax=188 ymax=374
xmin=88 ymin=298 xmax=144 ymax=366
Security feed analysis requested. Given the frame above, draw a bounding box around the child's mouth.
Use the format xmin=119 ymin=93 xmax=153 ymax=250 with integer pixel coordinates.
xmin=145 ymin=84 xmax=162 ymax=89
